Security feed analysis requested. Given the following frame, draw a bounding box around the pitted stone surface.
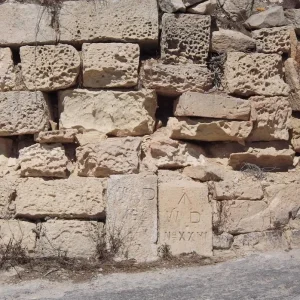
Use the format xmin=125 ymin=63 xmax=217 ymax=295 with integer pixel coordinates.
xmin=285 ymin=58 xmax=300 ymax=111
xmin=161 ymin=14 xmax=210 ymax=64
xmin=20 ymin=45 xmax=80 ymax=92
xmin=224 ymin=52 xmax=289 ymax=97
xmin=0 ymin=91 xmax=50 ymax=136
xmin=16 ymin=177 xmax=106 ymax=220
xmin=59 ymin=89 xmax=157 ymax=137
xmin=0 ymin=48 xmax=16 ymax=91
xmin=0 ymin=177 xmax=16 ymax=219
xmin=34 ymin=129 xmax=78 ymax=144
xmin=107 ymin=174 xmax=158 ymax=262
xmin=82 ymin=43 xmax=140 ymax=88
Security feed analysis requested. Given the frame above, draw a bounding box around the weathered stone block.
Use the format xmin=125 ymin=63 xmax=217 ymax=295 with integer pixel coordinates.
xmin=291 ymin=117 xmax=300 ymax=152
xmin=0 ymin=48 xmax=16 ymax=92
xmin=107 ymin=174 xmax=158 ymax=262
xmin=75 ymin=132 xmax=107 ymax=146
xmin=213 ymin=232 xmax=233 ymax=250
xmin=19 ymin=143 xmax=68 ymax=178
xmin=161 ymin=14 xmax=210 ymax=64
xmin=76 ymin=137 xmax=141 ymax=177
xmin=0 ymin=91 xmax=51 ymax=136
xmin=0 ymin=177 xmax=16 ymax=219
xmin=59 ymin=0 xmax=159 ymax=47
xmin=16 ymin=177 xmax=105 ymax=220
xmin=285 ymin=58 xmax=300 ymax=111
xmin=34 ymin=129 xmax=78 ymax=144
xmin=159 ymin=0 xmax=186 ymax=13
xmin=183 ymin=163 xmax=224 ymax=182
xmin=141 ymin=60 xmax=213 ymax=96
xmin=20 ymin=45 xmax=80 ymax=92
xmin=159 ymin=181 xmax=212 ymax=256
xmin=174 ymin=92 xmax=250 ymax=120
xmin=82 ymin=43 xmax=139 ymax=88
xmin=187 ymin=0 xmax=217 ymax=15
xmin=59 ymin=89 xmax=157 ymax=136
xmin=285 ymin=9 xmax=300 ymax=35
xmin=224 ymin=52 xmax=290 ymax=97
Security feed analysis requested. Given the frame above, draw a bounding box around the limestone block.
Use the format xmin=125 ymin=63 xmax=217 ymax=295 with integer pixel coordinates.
xmin=252 ymin=26 xmax=295 ymax=54
xmin=82 ymin=43 xmax=140 ymax=88
xmin=0 ymin=138 xmax=13 ymax=157
xmin=34 ymin=129 xmax=78 ymax=144
xmin=107 ymin=174 xmax=158 ymax=262
xmin=0 ymin=177 xmax=16 ymax=219
xmin=183 ymin=0 xmax=205 ymax=6
xmin=59 ymin=89 xmax=157 ymax=136
xmin=59 ymin=0 xmax=159 ymax=47
xmin=141 ymin=60 xmax=213 ymax=96
xmin=16 ymin=177 xmax=105 ymax=220
xmin=158 ymin=170 xmax=193 ymax=184
xmin=37 ymin=220 xmax=103 ymax=258
xmin=0 ymin=48 xmax=16 ymax=91
xmin=174 ymin=92 xmax=250 ymax=120
xmin=213 ymin=233 xmax=233 ymax=250
xmin=159 ymin=0 xmax=186 ymax=13
xmin=212 ymin=29 xmax=256 ymax=53
xmin=285 ymin=9 xmax=300 ymax=35
xmin=75 ymin=132 xmax=107 ymax=146
xmin=183 ymin=163 xmax=224 ymax=182
xmin=187 ymin=0 xmax=217 ymax=14
xmin=247 ymin=96 xmax=291 ymax=142
xmin=161 ymin=14 xmax=210 ymax=64
xmin=19 ymin=143 xmax=68 ymax=178
xmin=159 ymin=181 xmax=212 ymax=256
xmin=224 ymin=52 xmax=290 ymax=97
xmin=0 ymin=220 xmax=36 ymax=253
xmin=0 ymin=91 xmax=51 ymax=136
xmin=76 ymin=137 xmax=141 ymax=177
xmin=291 ymin=117 xmax=300 ymax=152
xmin=167 ymin=117 xmax=253 ymax=143
xmin=0 ymin=3 xmax=56 ymax=46
xmin=20 ymin=45 xmax=80 ymax=92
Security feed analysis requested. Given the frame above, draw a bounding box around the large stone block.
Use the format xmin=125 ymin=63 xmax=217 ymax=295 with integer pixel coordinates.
xmin=174 ymin=92 xmax=250 ymax=120
xmin=0 ymin=48 xmax=16 ymax=92
xmin=0 ymin=177 xmax=16 ymax=219
xmin=141 ymin=60 xmax=213 ymax=96
xmin=59 ymin=89 xmax=157 ymax=136
xmin=20 ymin=45 xmax=80 ymax=92
xmin=16 ymin=177 xmax=105 ymax=220
xmin=19 ymin=143 xmax=68 ymax=178
xmin=107 ymin=174 xmax=158 ymax=262
xmin=0 ymin=3 xmax=56 ymax=46
xmin=159 ymin=0 xmax=186 ymax=12
xmin=187 ymin=0 xmax=217 ymax=14
xmin=59 ymin=0 xmax=159 ymax=47
xmin=37 ymin=220 xmax=103 ymax=258
xmin=167 ymin=117 xmax=253 ymax=143
xmin=34 ymin=129 xmax=78 ymax=144
xmin=161 ymin=14 xmax=210 ymax=64
xmin=224 ymin=52 xmax=290 ymax=97
xmin=0 ymin=91 xmax=51 ymax=136
xmin=159 ymin=181 xmax=212 ymax=256
xmin=285 ymin=9 xmax=300 ymax=35
xmin=76 ymin=137 xmax=141 ymax=177
xmin=82 ymin=43 xmax=140 ymax=88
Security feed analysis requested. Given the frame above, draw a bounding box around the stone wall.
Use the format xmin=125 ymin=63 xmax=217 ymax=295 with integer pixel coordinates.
xmin=1 ymin=0 xmax=300 ymax=262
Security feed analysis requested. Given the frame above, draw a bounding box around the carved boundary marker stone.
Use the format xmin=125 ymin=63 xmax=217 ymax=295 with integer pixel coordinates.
xmin=159 ymin=181 xmax=212 ymax=256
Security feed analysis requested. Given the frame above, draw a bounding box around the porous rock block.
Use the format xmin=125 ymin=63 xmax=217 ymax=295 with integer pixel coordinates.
xmin=0 ymin=220 xmax=36 ymax=253
xmin=20 ymin=45 xmax=80 ymax=92
xmin=0 ymin=48 xmax=15 ymax=91
xmin=82 ymin=43 xmax=140 ymax=88
xmin=174 ymin=92 xmax=251 ymax=120
xmin=0 ymin=91 xmax=51 ymax=136
xmin=59 ymin=89 xmax=157 ymax=137
xmin=19 ymin=143 xmax=68 ymax=178
xmin=0 ymin=177 xmax=17 ymax=219
xmin=37 ymin=220 xmax=103 ymax=258
xmin=59 ymin=0 xmax=159 ymax=47
xmin=224 ymin=52 xmax=289 ymax=97
xmin=0 ymin=3 xmax=56 ymax=46
xmin=161 ymin=14 xmax=210 ymax=64
xmin=76 ymin=137 xmax=141 ymax=177
xmin=34 ymin=129 xmax=78 ymax=144
xmin=106 ymin=174 xmax=158 ymax=262
xmin=16 ymin=177 xmax=106 ymax=220
xmin=167 ymin=117 xmax=253 ymax=143
xmin=141 ymin=60 xmax=213 ymax=96
xmin=285 ymin=58 xmax=300 ymax=111
xmin=159 ymin=181 xmax=212 ymax=256
xmin=291 ymin=117 xmax=300 ymax=152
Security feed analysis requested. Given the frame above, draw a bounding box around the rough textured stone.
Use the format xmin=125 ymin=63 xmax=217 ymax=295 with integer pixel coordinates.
xmin=167 ymin=117 xmax=253 ymax=143
xmin=82 ymin=43 xmax=140 ymax=88
xmin=0 ymin=48 xmax=16 ymax=91
xmin=19 ymin=143 xmax=68 ymax=178
xmin=0 ymin=3 xmax=56 ymax=46
xmin=213 ymin=233 xmax=233 ymax=250
xmin=183 ymin=163 xmax=224 ymax=182
xmin=16 ymin=177 xmax=105 ymax=220
xmin=76 ymin=137 xmax=141 ymax=177
xmin=59 ymin=0 xmax=159 ymax=47
xmin=291 ymin=117 xmax=300 ymax=152
xmin=212 ymin=29 xmax=256 ymax=53
xmin=247 ymin=96 xmax=291 ymax=141
xmin=0 ymin=177 xmax=16 ymax=219
xmin=34 ymin=129 xmax=78 ymax=144
xmin=37 ymin=220 xmax=103 ymax=258
xmin=0 ymin=91 xmax=51 ymax=136
xmin=224 ymin=52 xmax=289 ymax=97
xmin=161 ymin=14 xmax=210 ymax=64
xmin=187 ymin=0 xmax=217 ymax=14
xmin=20 ymin=45 xmax=80 ymax=92
xmin=75 ymin=132 xmax=107 ymax=146
xmin=158 ymin=0 xmax=186 ymax=12
xmin=141 ymin=60 xmax=213 ymax=96
xmin=159 ymin=181 xmax=212 ymax=256
xmin=158 ymin=170 xmax=193 ymax=184
xmin=174 ymin=92 xmax=250 ymax=120
xmin=285 ymin=9 xmax=300 ymax=35
xmin=107 ymin=174 xmax=158 ymax=262
xmin=182 ymin=0 xmax=204 ymax=6
xmin=59 ymin=89 xmax=157 ymax=137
